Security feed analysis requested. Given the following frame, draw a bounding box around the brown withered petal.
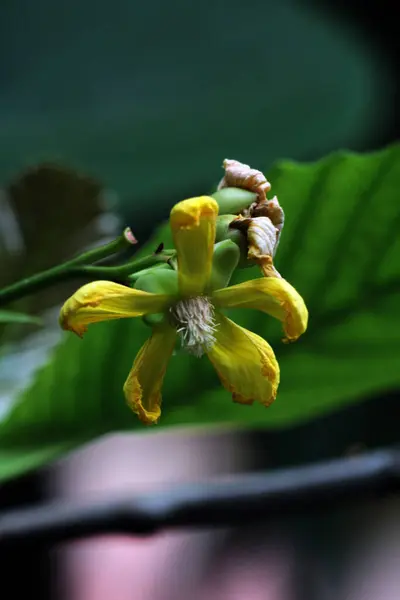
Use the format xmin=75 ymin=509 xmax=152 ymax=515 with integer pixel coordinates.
xmin=231 ymin=216 xmax=282 ymax=278
xmin=217 ymin=159 xmax=271 ymax=203
xmin=250 ymin=195 xmax=285 ymax=254
xmin=251 ymin=195 xmax=284 ymax=231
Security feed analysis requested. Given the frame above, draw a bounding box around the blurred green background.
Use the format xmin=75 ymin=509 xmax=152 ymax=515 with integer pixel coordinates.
xmin=0 ymin=0 xmax=399 ymax=482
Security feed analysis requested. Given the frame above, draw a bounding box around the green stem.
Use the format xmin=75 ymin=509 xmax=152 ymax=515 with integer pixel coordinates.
xmin=77 ymin=254 xmax=173 ymax=280
xmin=67 ymin=227 xmax=137 ymax=266
xmin=0 ymin=228 xmax=174 ymax=307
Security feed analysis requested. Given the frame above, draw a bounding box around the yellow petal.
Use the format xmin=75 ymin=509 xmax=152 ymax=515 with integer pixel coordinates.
xmin=213 ymin=277 xmax=308 ymax=342
xmin=123 ymin=325 xmax=176 ymax=425
xmin=59 ymin=280 xmax=171 ymax=338
xmin=207 ymin=314 xmax=279 ymax=407
xmin=170 ymin=196 xmax=218 ymax=296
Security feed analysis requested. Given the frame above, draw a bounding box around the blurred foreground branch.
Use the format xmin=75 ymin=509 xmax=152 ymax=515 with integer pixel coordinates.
xmin=0 ymin=448 xmax=399 ymax=547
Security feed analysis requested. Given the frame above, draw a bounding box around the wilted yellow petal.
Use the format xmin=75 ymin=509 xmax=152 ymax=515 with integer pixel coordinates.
xmin=123 ymin=325 xmax=176 ymax=425
xmin=170 ymin=196 xmax=218 ymax=296
xmin=213 ymin=277 xmax=308 ymax=342
xmin=207 ymin=314 xmax=279 ymax=407
xmin=59 ymin=280 xmax=171 ymax=337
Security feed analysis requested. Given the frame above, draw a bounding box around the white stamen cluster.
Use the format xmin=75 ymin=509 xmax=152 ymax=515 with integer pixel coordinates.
xmin=170 ymin=296 xmax=217 ymax=357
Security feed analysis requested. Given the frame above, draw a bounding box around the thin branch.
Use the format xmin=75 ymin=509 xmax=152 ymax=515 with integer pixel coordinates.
xmin=0 ymin=229 xmax=173 ymax=306
xmin=0 ymin=449 xmax=399 ymax=547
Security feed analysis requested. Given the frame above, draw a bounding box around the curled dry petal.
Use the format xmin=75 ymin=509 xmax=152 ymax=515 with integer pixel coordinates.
xmin=250 ymin=195 xmax=285 ymax=253
xmin=251 ymin=195 xmax=284 ymax=232
xmin=231 ymin=216 xmax=282 ymax=277
xmin=217 ymin=159 xmax=271 ymax=203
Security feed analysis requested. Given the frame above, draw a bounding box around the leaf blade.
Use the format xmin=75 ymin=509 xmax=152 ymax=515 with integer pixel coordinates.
xmin=0 ymin=310 xmax=43 ymax=325
xmin=1 ymin=144 xmax=400 ymax=481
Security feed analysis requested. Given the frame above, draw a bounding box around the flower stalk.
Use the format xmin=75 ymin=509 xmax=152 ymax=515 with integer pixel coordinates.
xmin=0 ymin=228 xmax=174 ymax=307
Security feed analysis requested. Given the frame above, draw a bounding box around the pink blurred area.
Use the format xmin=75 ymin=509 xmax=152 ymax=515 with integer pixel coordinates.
xmin=48 ymin=428 xmax=295 ymax=600
xmin=343 ymin=498 xmax=400 ymax=600
xmin=44 ymin=427 xmax=400 ymax=600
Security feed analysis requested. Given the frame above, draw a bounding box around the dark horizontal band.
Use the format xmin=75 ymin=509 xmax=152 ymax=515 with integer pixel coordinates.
xmin=0 ymin=448 xmax=399 ymax=547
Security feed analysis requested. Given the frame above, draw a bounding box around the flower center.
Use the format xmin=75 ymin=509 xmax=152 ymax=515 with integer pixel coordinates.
xmin=170 ymin=296 xmax=216 ymax=357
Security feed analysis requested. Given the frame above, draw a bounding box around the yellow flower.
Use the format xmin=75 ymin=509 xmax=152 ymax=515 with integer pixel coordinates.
xmin=59 ymin=197 xmax=308 ymax=425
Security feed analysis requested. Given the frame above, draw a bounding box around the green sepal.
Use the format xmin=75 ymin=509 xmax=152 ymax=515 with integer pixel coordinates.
xmin=206 ymin=240 xmax=240 ymax=292
xmin=133 ymin=269 xmax=179 ymax=296
xmin=133 ymin=269 xmax=179 ymax=328
xmin=142 ymin=312 xmax=166 ymax=327
xmin=128 ymin=262 xmax=172 ymax=284
xmin=212 ymin=187 xmax=257 ymax=215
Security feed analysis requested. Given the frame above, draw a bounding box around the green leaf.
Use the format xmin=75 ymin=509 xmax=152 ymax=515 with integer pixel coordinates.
xmin=1 ymin=143 xmax=400 ymax=482
xmin=0 ymin=310 xmax=42 ymax=325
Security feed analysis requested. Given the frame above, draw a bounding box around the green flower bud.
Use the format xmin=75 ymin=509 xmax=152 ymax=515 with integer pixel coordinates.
xmin=207 ymin=240 xmax=240 ymax=292
xmin=212 ymin=187 xmax=257 ymax=215
xmin=133 ymin=269 xmax=179 ymax=327
xmin=215 ymin=215 xmax=249 ymax=268
xmin=215 ymin=214 xmax=238 ymax=242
